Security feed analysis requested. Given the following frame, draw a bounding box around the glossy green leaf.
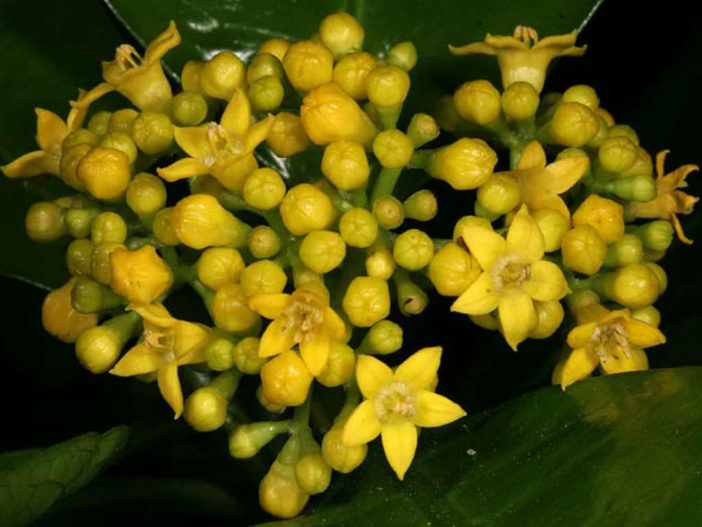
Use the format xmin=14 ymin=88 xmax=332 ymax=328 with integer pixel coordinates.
xmin=0 ymin=426 xmax=129 ymax=527
xmin=258 ymin=368 xmax=702 ymax=527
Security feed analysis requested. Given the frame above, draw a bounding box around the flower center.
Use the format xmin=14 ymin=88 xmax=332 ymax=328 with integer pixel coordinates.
xmin=588 ymin=319 xmax=630 ymax=363
xmin=205 ymin=123 xmax=245 ymax=163
xmin=281 ymin=290 xmax=325 ymax=344
xmin=373 ymin=381 xmax=417 ymax=423
xmin=143 ymin=325 xmax=175 ymax=362
xmin=115 ymin=44 xmax=144 ymax=71
xmin=514 ymin=25 xmax=539 ymax=46
xmin=490 ymin=253 xmax=531 ymax=292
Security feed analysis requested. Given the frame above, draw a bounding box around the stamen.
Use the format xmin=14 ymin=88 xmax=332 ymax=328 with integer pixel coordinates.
xmin=490 ymin=253 xmax=531 ymax=292
xmin=280 ymin=290 xmax=326 ymax=345
xmin=589 ymin=319 xmax=630 ymax=363
xmin=373 ymin=381 xmax=417 ymax=423
xmin=144 ymin=327 xmax=175 ymax=361
xmin=115 ymin=44 xmax=143 ymax=70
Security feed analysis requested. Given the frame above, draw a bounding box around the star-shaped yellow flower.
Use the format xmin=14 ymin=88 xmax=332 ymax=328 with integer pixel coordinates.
xmin=249 ymin=282 xmax=346 ymax=376
xmin=451 ymin=205 xmax=569 ymax=350
xmin=553 ymin=306 xmax=666 ymax=389
xmin=110 ymin=303 xmax=210 ymax=418
xmin=449 ymin=26 xmax=586 ymax=93
xmin=632 ymin=150 xmax=699 ymax=244
xmin=342 ymin=347 xmax=466 ymax=480
xmin=157 ymin=88 xmax=273 ymax=191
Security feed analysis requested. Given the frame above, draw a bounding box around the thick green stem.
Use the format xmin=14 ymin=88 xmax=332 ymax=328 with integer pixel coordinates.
xmin=370 ymin=167 xmax=403 ymax=205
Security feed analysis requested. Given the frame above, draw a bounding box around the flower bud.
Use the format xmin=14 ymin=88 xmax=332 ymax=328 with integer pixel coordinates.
xmin=332 ymin=51 xmax=377 ymax=100
xmin=257 ymin=386 xmax=287 ymax=413
xmin=407 ymin=113 xmax=439 ymax=148
xmin=229 ymin=421 xmax=288 ymax=458
xmin=631 ymin=305 xmax=661 ymax=327
xmin=240 ymin=260 xmax=287 ymax=297
xmin=372 ymin=130 xmax=414 ymax=169
xmin=283 ymin=40 xmax=334 ymax=92
xmin=365 ymin=245 xmax=396 ymax=280
xmin=573 ymin=194 xmax=625 ymax=244
xmin=201 ymin=51 xmax=246 ymax=100
xmin=343 ymin=276 xmax=391 ymax=327
xmin=366 ymin=65 xmax=411 ymax=108
xmin=629 ymin=221 xmax=674 ymax=252
xmin=70 ymin=276 xmax=124 ymax=314
xmin=279 ymin=183 xmax=336 ymax=235
xmin=501 ymin=82 xmax=539 ymax=120
xmin=316 ymin=341 xmax=355 ymax=387
xmin=477 ymin=174 xmax=521 ymax=215
xmin=66 ymin=239 xmax=94 ymax=276
xmin=108 ymin=109 xmax=139 ymax=135
xmin=213 ymin=283 xmax=260 ymax=332
xmin=621 ymin=147 xmax=653 ymax=179
xmin=258 ymin=38 xmax=291 ymax=62
xmin=87 ymin=111 xmax=112 ymax=137
xmin=470 ymin=313 xmax=498 ymax=330
xmin=547 ymin=102 xmax=599 ymax=147
xmin=152 ymin=207 xmax=179 ymax=245
xmin=77 ymin=146 xmax=132 ymax=200
xmin=296 ymin=452 xmax=332 ymax=494
xmin=322 ymin=423 xmax=367 ymax=473
xmin=126 ymin=172 xmax=167 ymax=216
xmin=603 ymin=234 xmax=643 ymax=268
xmin=393 ymin=229 xmax=434 ymax=271
xmin=532 ymin=208 xmax=570 ymax=252
xmin=181 ymin=60 xmax=205 ymax=92
xmin=339 ymin=207 xmax=378 ymax=248
xmin=594 ymin=175 xmax=657 ymax=202
xmin=562 ymin=84 xmax=599 ymax=110
xmin=260 ymin=350 xmax=313 ymax=407
xmin=248 ymin=226 xmax=282 ymax=259
xmin=527 ymin=300 xmax=565 ymax=339
xmin=598 ymin=136 xmax=637 ymax=174
xmin=395 ymin=274 xmax=428 ymax=316
xmin=388 ymin=41 xmax=417 ymax=71
xmin=428 ymin=242 xmax=481 ymax=296
xmin=249 ymin=75 xmax=285 ymax=112
xmin=233 ymin=336 xmax=268 ymax=374
xmin=42 ymin=278 xmax=98 ymax=343
xmin=259 ymin=460 xmax=309 ymax=519
xmin=299 ymin=230 xmax=347 ymax=274
xmin=372 ymin=196 xmax=405 ymax=230
xmin=319 ymin=12 xmax=364 ymax=57
xmin=65 ymin=208 xmax=99 ymax=239
xmin=183 ymin=387 xmax=229 ymax=432
xmin=593 ymin=263 xmax=660 ymax=308
xmin=59 ymin=143 xmax=92 ymax=190
xmin=561 ymin=225 xmax=606 ymax=275
xmin=172 ymin=194 xmax=250 ymax=249
xmin=321 ymin=140 xmax=369 ymax=190
xmin=171 ymin=91 xmax=208 ymax=126
xmin=243 ymin=167 xmax=287 ymax=210
xmin=98 ymin=132 xmax=137 ymax=165
xmin=247 ymin=53 xmax=284 ymax=84
xmin=365 ymin=319 xmax=403 ymax=355
xmin=92 ymin=241 xmax=125 ymax=284
xmin=608 ymin=124 xmax=639 ymax=146
xmin=75 ymin=312 xmax=140 ymax=374
xmin=403 ymin=189 xmax=438 ymax=222
xmin=110 ymin=246 xmax=173 ymax=304
xmin=132 ymin=111 xmax=174 ymax=155
xmin=25 ymin=202 xmax=65 ymax=242
xmin=644 ymin=262 xmax=667 ymax=294
xmin=90 ymin=211 xmax=127 ymax=244
xmin=427 ymin=138 xmax=497 ymax=190
xmin=204 ymin=337 xmax=236 ymax=371
xmin=266 ymin=112 xmax=310 ymax=157
xmin=453 ymin=80 xmax=501 ymax=125
xmin=452 ymin=215 xmax=492 ymax=241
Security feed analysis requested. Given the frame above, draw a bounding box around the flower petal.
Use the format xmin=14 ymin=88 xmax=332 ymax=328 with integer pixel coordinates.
xmin=516 ymin=141 xmax=546 ymax=171
xmin=35 ymin=108 xmax=67 ymax=154
xmin=566 ymin=321 xmax=598 ymax=349
xmin=110 ymin=342 xmax=163 ymax=377
xmin=157 ymin=361 xmax=184 ymax=419
xmin=624 ymin=319 xmax=666 ymax=348
xmin=355 ymin=354 xmax=393 ymax=399
xmin=244 ymin=114 xmax=274 ymax=153
xmin=381 ymin=420 xmax=418 ymax=481
xmin=498 ymin=291 xmax=536 ymax=350
xmin=323 ymin=306 xmax=347 ymax=340
xmin=173 ymin=321 xmax=210 ymax=359
xmin=259 ymin=317 xmax=296 ymax=358
xmin=249 ymin=293 xmax=292 ymax=319
xmin=506 ymin=206 xmax=544 ymax=262
xmin=128 ymin=302 xmax=174 ymax=328
xmin=157 ymin=157 xmax=210 ymax=182
xmin=220 ymin=87 xmax=251 ymax=138
xmin=173 ymin=125 xmax=212 ymax=160
xmin=556 ymin=347 xmax=599 ymax=389
xmin=521 ymin=191 xmax=571 ymax=219
xmin=451 ymin=272 xmax=498 ymax=315
xmin=523 ymin=260 xmax=568 ymax=301
xmin=300 ymin=333 xmax=331 ymax=376
xmin=394 ymin=346 xmax=442 ymax=392
xmin=600 ymin=348 xmax=649 ymax=375
xmin=460 ymin=226 xmax=506 ymax=270
xmin=541 ymin=157 xmax=589 ymax=194
xmin=2 ymin=150 xmax=57 ymax=179
xmin=144 ymin=20 xmax=182 ymax=64
xmin=342 ymin=400 xmax=381 ymax=446
xmin=412 ymin=390 xmax=466 ymax=428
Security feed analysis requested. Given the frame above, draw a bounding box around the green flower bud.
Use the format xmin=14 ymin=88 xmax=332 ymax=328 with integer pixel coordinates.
xmin=644 ymin=262 xmax=667 ymax=294
xmin=91 ymin=211 xmax=127 ymax=244
xmin=631 ymin=305 xmax=661 ymax=327
xmin=184 ymin=387 xmax=229 ymax=432
xmin=62 ymin=129 xmax=99 ymax=152
xmin=477 ymin=174 xmax=521 ymax=215
xmin=249 ymin=75 xmax=285 ymax=112
xmin=64 ymin=208 xmax=99 ymax=239
xmin=91 ymin=241 xmax=125 ymax=285
xmin=591 ymin=263 xmax=660 ymax=308
xmin=547 ymin=102 xmax=599 ymax=147
xmin=316 ymin=341 xmax=355 ymax=387
xmin=87 ymin=111 xmax=112 ymax=137
xmin=171 ymin=91 xmax=208 ymax=126
xmin=366 ymin=65 xmax=410 ymax=109
xmin=243 ymin=167 xmax=287 ymax=211
xmin=75 ymin=311 xmax=140 ymax=374
xmin=248 ymin=225 xmax=282 ymax=259
xmin=59 ymin=143 xmax=92 ymax=191
xmin=126 ymin=172 xmax=167 ymax=217
xmin=233 ymin=337 xmax=268 ymax=374
xmin=247 ymin=53 xmax=284 ymax=84
xmin=394 ymin=269 xmax=428 ymax=316
xmin=621 ymin=147 xmax=653 ymax=179
xmin=403 ymin=189 xmax=438 ymax=222
xmin=25 ymin=202 xmax=65 ymax=242
xmin=628 ymin=221 xmax=674 ymax=252
xmin=607 ymin=124 xmax=639 ymax=146
xmin=406 ymin=113 xmax=439 ymax=148
xmin=603 ymin=234 xmax=643 ymax=267
xmin=99 ymin=132 xmax=138 ymax=165
xmin=598 ymin=136 xmax=637 ymax=173
xmin=562 ymin=84 xmax=599 ymax=110
xmin=453 ymin=80 xmax=501 ymax=125
xmin=295 ymin=453 xmax=331 ymax=495
xmin=373 ymin=130 xmax=414 ymax=169
xmin=204 ymin=337 xmax=236 ymax=371
xmin=70 ymin=276 xmax=124 ymax=314
xmin=372 ymin=195 xmax=405 ymax=229
xmin=201 ymin=51 xmax=246 ymax=100
xmin=339 ymin=207 xmax=378 ymax=248
xmin=321 ymin=423 xmax=367 ymax=473
xmin=132 ymin=112 xmax=174 ymax=155
xmin=365 ymin=245 xmax=396 ymax=280
xmin=152 ymin=207 xmax=179 ymax=246
xmin=108 ymin=109 xmax=139 ymax=135
xmin=229 ymin=421 xmax=289 ymax=458
xmin=594 ymin=174 xmax=657 ymax=202
xmin=365 ymin=319 xmax=403 ymax=355
xmin=66 ymin=238 xmax=94 ymax=276
xmin=501 ymin=81 xmax=539 ymax=120
xmin=393 ymin=229 xmax=434 ymax=271
xmin=388 ymin=41 xmax=418 ymax=71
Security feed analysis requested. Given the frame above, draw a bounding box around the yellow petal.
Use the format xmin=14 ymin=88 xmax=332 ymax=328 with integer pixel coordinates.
xmin=448 ymin=41 xmax=499 ymax=56
xmin=323 ymin=306 xmax=347 ymax=340
xmin=173 ymin=125 xmax=212 ymax=160
xmin=600 ymin=347 xmax=649 ymax=375
xmin=157 ymin=361 xmax=184 ymax=419
xmin=516 ymin=141 xmax=546 ymax=170
xmin=71 ymin=82 xmax=114 ymax=110
xmin=558 ymin=347 xmax=599 ymax=389
xmin=300 ymin=333 xmax=331 ymax=376
xmin=498 ymin=291 xmax=536 ymax=350
xmin=412 ymin=390 xmax=466 ymax=428
xmin=35 ymin=108 xmax=67 ymax=154
xmin=173 ymin=320 xmax=210 ymax=359
xmin=157 ymin=157 xmax=210 ymax=182
xmin=249 ymin=293 xmax=292 ymax=319
xmin=671 ymin=214 xmax=694 ymax=245
xmin=2 ymin=150 xmax=57 ymax=179
xmin=541 ymin=157 xmax=589 ymax=194
xmin=144 ymin=20 xmax=182 ymax=64
xmin=522 ymin=260 xmax=568 ymax=301
xmin=129 ymin=302 xmax=174 ymax=328
xmin=355 ymin=354 xmax=393 ymax=399
xmin=259 ymin=317 xmax=296 ymax=357
xmin=533 ymin=30 xmax=578 ymax=50
xmin=460 ymin=225 xmax=506 ymax=270
xmin=624 ymin=319 xmax=666 ymax=348
xmin=451 ymin=272 xmax=498 ymax=315
xmin=506 ymin=206 xmax=544 ymax=262
xmin=381 ymin=420 xmax=417 ymax=481
xmin=566 ymin=321 xmax=597 ymax=349
xmin=394 ymin=346 xmax=442 ymax=392
xmin=484 ymin=34 xmax=529 ymax=49
xmin=521 ymin=190 xmax=571 ymax=219
xmin=110 ymin=342 xmax=164 ymax=377
xmin=342 ymin=400 xmax=381 ymax=446
xmin=220 ymin=87 xmax=251 ymax=138
xmin=244 ymin=114 xmax=274 ymax=153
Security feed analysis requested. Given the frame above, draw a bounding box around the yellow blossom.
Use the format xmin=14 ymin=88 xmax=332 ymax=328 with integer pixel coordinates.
xmin=342 ymin=347 xmax=466 ymax=480
xmin=110 ymin=303 xmax=209 ymax=418
xmin=158 ymin=88 xmax=273 ymax=191
xmin=449 ymin=26 xmax=586 ymax=93
xmin=249 ymin=282 xmax=346 ymax=376
xmin=632 ymin=150 xmax=699 ymax=244
xmin=110 ymin=246 xmax=174 ymax=305
xmin=451 ymin=205 xmax=569 ymax=350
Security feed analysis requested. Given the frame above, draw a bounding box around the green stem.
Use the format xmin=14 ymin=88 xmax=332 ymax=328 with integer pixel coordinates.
xmin=209 ymin=369 xmax=243 ymax=400
xmin=336 ymin=381 xmax=361 ymax=423
xmin=370 ymin=167 xmax=402 ymax=205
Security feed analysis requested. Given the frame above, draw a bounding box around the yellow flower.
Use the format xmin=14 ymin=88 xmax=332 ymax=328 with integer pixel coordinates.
xmin=449 ymin=26 xmax=586 ymax=93
xmin=632 ymin=150 xmax=699 ymax=244
xmin=553 ymin=306 xmax=665 ymax=389
xmin=109 ymin=246 xmax=174 ymax=305
xmin=451 ymin=205 xmax=569 ymax=350
xmin=342 ymin=347 xmax=466 ymax=480
xmin=80 ymin=21 xmax=182 ymax=112
xmin=110 ymin=303 xmax=209 ymax=418
xmin=249 ymin=282 xmax=346 ymax=376
xmin=158 ymin=88 xmax=273 ymax=191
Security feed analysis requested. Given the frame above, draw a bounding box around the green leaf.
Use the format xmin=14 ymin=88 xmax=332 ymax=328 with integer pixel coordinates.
xmin=257 ymin=368 xmax=702 ymax=527
xmin=0 ymin=426 xmax=129 ymax=527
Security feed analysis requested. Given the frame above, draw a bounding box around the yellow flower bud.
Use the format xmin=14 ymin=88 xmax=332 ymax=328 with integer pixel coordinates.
xmin=428 ymin=242 xmax=481 ymax=296
xmin=532 ymin=208 xmax=570 ymax=252
xmin=126 ymin=172 xmax=167 ymax=216
xmin=316 ymin=341 xmax=355 ymax=387
xmin=342 ymin=276 xmax=391 ymax=327
xmin=171 ymin=91 xmax=208 ymax=126
xmin=428 ymin=138 xmax=498 ymax=190
xmin=99 ymin=132 xmax=138 ymax=164
xmin=572 ymin=194 xmax=625 ymax=244
xmin=283 ymin=40 xmax=334 ymax=92
xmin=598 ymin=136 xmax=637 ymax=174
xmin=372 ymin=196 xmax=405 ymax=230
xmin=25 ymin=202 xmax=65 ymax=242
xmin=300 ymin=82 xmax=377 ymax=146
xmin=477 ymin=174 xmax=521 ymax=215
xmin=242 ymin=167 xmax=287 ymax=210
xmin=266 ymin=112 xmax=310 ymax=157
xmin=91 ymin=212 xmax=127 ymax=244
xmin=247 ymin=53 xmax=284 ymax=84
xmin=366 ymin=65 xmax=411 ymax=109
xmin=621 ymin=147 xmax=653 ymax=178
xmin=529 ymin=300 xmax=565 ymax=339
xmin=59 ymin=143 xmax=92 ymax=190
xmin=561 ymin=225 xmax=606 ymax=275
xmin=257 ymin=386 xmax=287 ymax=413
xmin=66 ymin=239 xmax=94 ymax=276
xmin=548 ymin=102 xmax=599 ymax=147
xmin=172 ymin=194 xmax=250 ymax=249
xmin=88 ymin=111 xmax=112 ymax=137
xmin=259 ymin=460 xmax=310 ymax=519
xmin=108 ymin=109 xmax=139 ymax=135
xmin=110 ymin=246 xmax=173 ymax=304
xmin=249 ymin=75 xmax=285 ymax=112
xmin=332 ymin=52 xmax=377 ymax=100
xmin=296 ymin=452 xmax=332 ymax=494
xmin=452 ymin=215 xmax=492 ymax=241
xmin=406 ymin=113 xmax=439 ymax=148
xmin=501 ymin=81 xmax=539 ymax=120
xmin=403 ymin=189 xmax=438 ymax=222
xmin=132 ymin=111 xmax=174 ymax=155
xmin=279 ymin=183 xmax=335 ymax=235
xmin=204 ymin=338 xmax=236 ymax=371
xmin=213 ymin=283 xmax=260 ymax=332
xmin=258 ymin=38 xmax=291 ymax=62
xmin=372 ymin=130 xmax=414 ymax=169
xmin=183 ymin=387 xmax=228 ymax=432
xmin=631 ymin=305 xmax=661 ymax=327
xmin=229 ymin=421 xmax=287 ymax=458
xmin=240 ymin=260 xmax=288 ymax=297
xmin=181 ymin=61 xmax=204 ymax=92
xmin=92 ymin=241 xmax=125 ymax=284
xmin=321 ymin=140 xmax=369 ymax=190
xmin=322 ymin=423 xmax=367 ymax=473
xmin=339 ymin=207 xmax=378 ymax=248
xmin=596 ymin=263 xmax=660 ymax=308
xmin=260 ymin=350 xmax=313 ymax=407
xmin=365 ymin=319 xmax=403 ymax=354
xmin=319 ymin=12 xmax=364 ymax=57
xmin=299 ymin=230 xmax=347 ymax=274
xmin=152 ymin=207 xmax=179 ymax=246
xmin=364 ymin=245 xmax=395 ymax=280
xmin=453 ymin=80 xmax=501 ymax=125
xmin=607 ymin=124 xmax=639 ymax=145
xmin=201 ymin=51 xmax=246 ymax=100
xmin=248 ymin=226 xmax=282 ymax=259
xmin=644 ymin=262 xmax=667 ymax=294
xmin=393 ymin=229 xmax=434 ymax=271
xmin=388 ymin=41 xmax=418 ymax=71
xmin=75 ymin=322 xmax=126 ymax=374
xmin=42 ymin=278 xmax=98 ymax=343
xmin=77 ymin=146 xmax=132 ymax=200
xmin=233 ymin=337 xmax=268 ymax=374
xmin=562 ymin=84 xmax=599 ymax=110
xmin=603 ymin=234 xmax=643 ymax=267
